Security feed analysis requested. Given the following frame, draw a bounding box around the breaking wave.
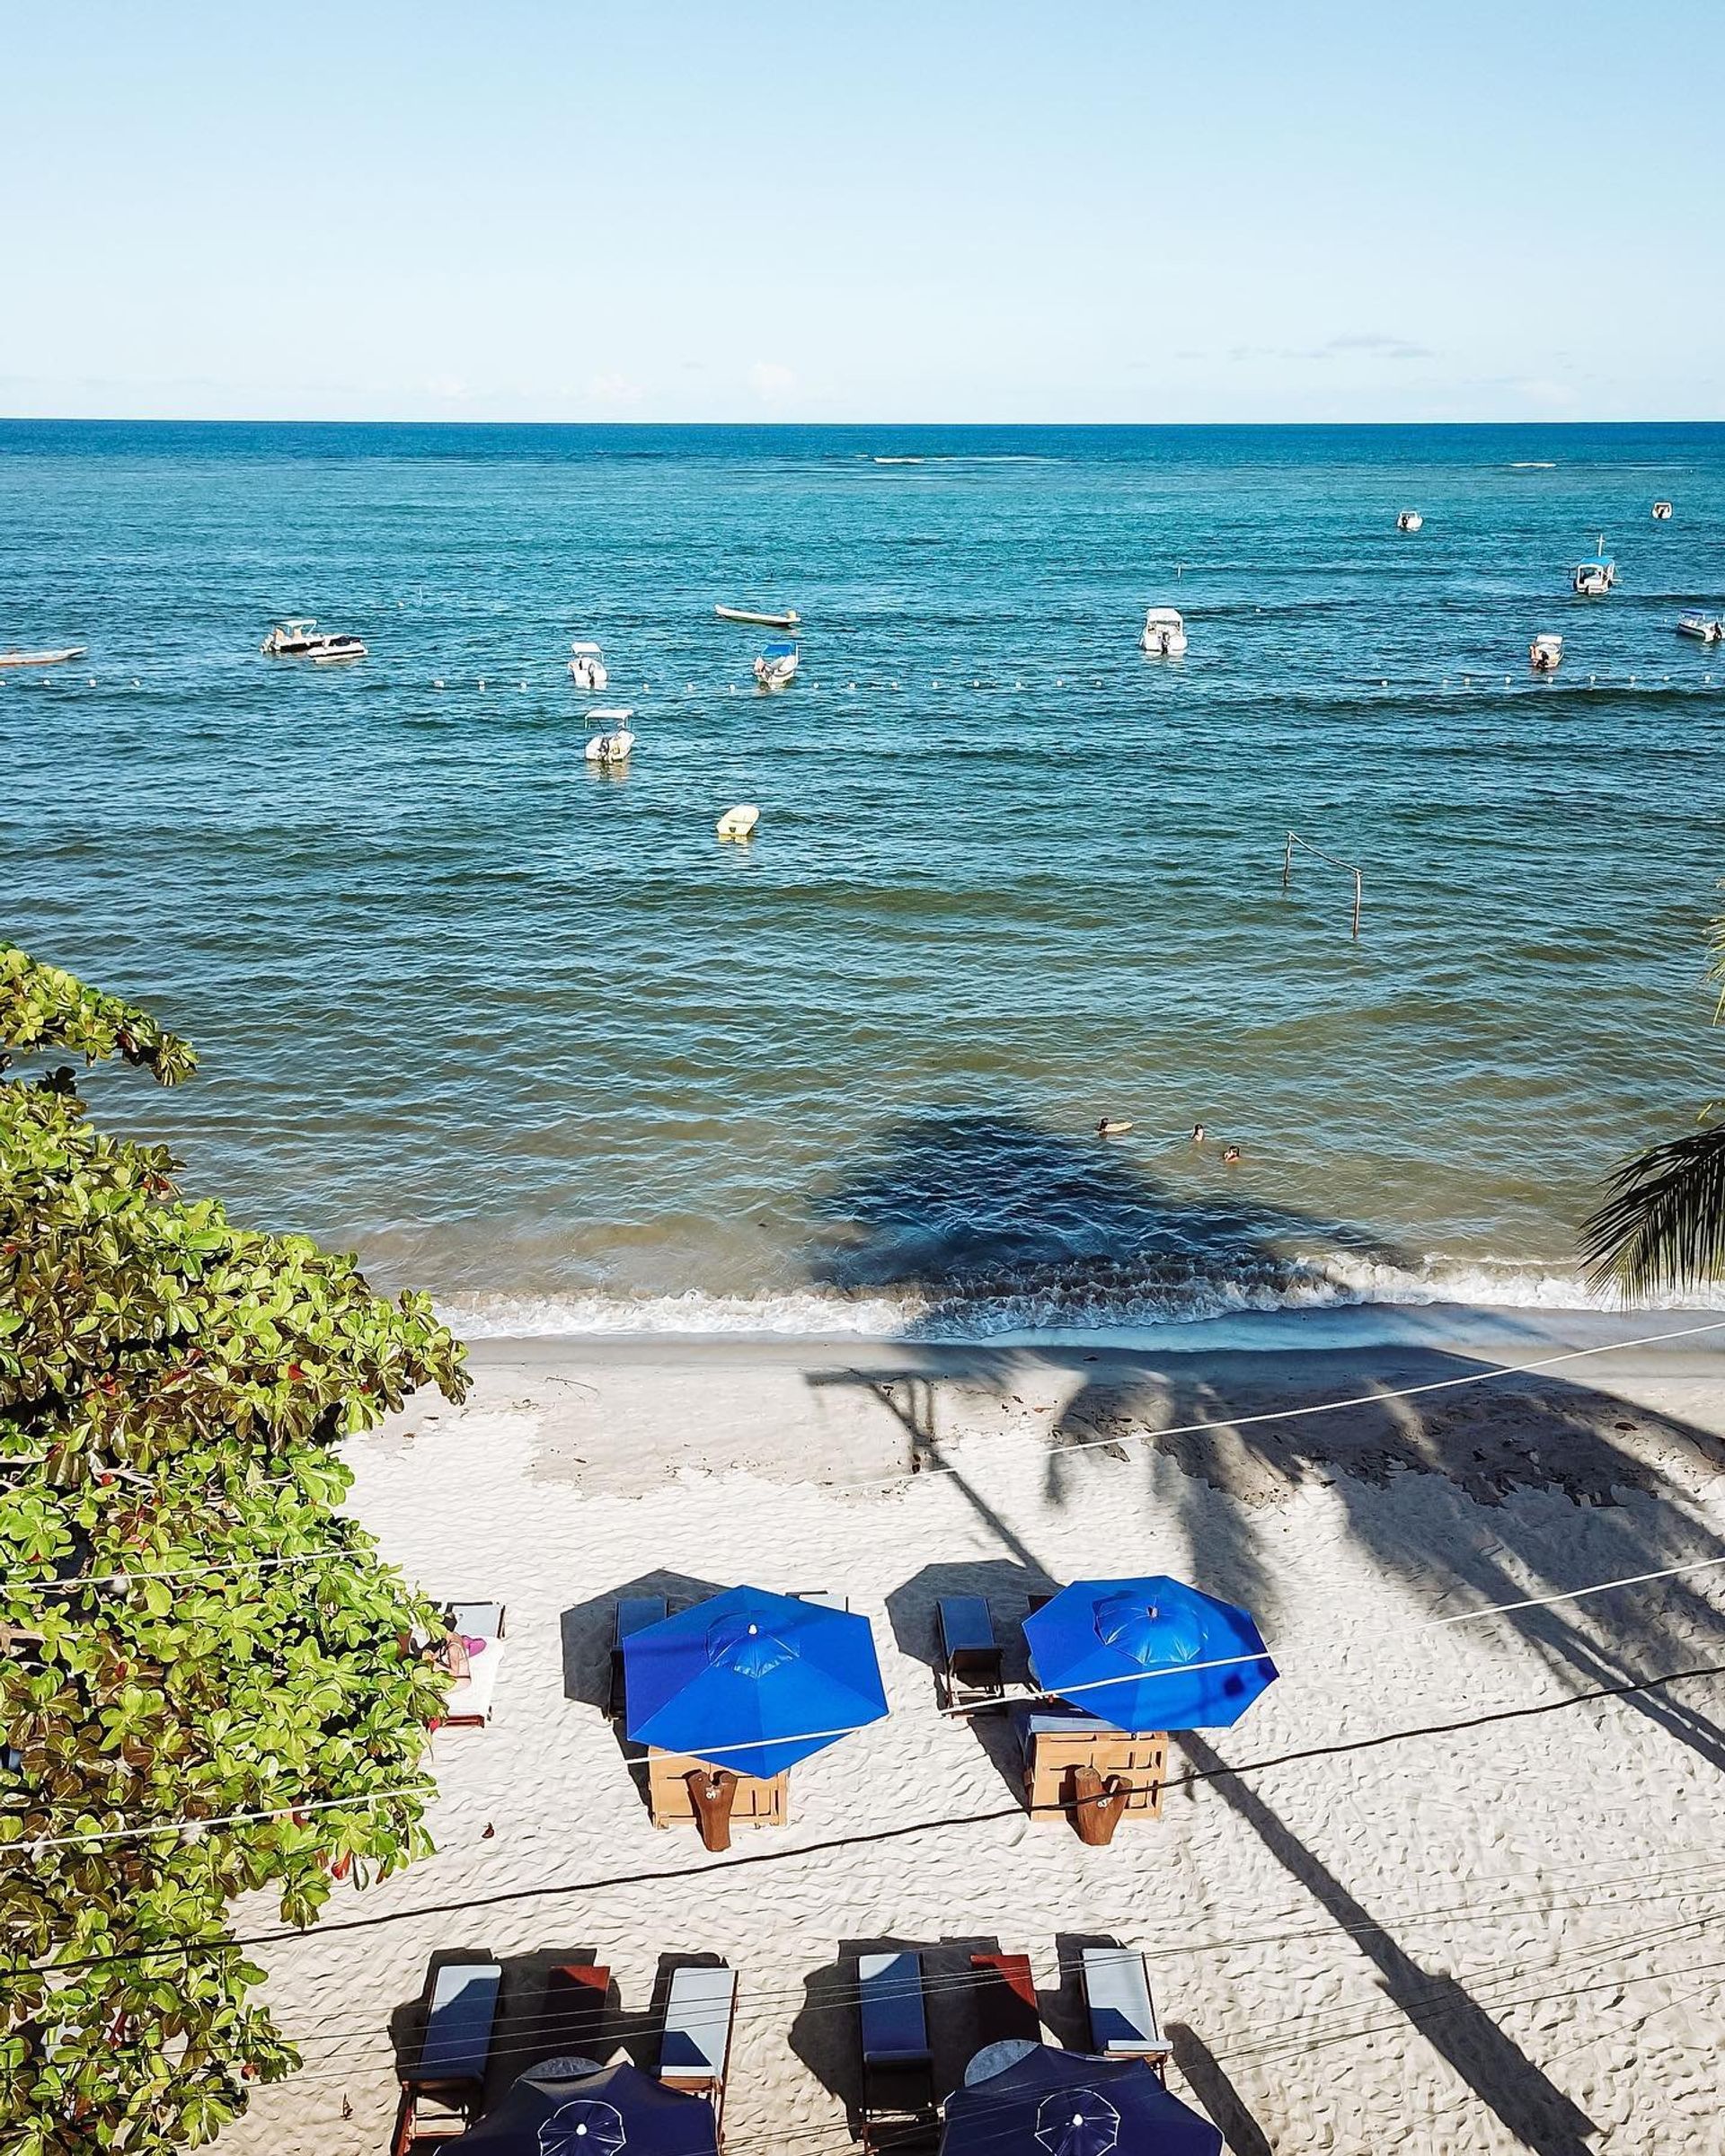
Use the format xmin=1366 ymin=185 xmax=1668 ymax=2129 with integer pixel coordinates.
xmin=437 ymin=1251 xmax=1725 ymax=1340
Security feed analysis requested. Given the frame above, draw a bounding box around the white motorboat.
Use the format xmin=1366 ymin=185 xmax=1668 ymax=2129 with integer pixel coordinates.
xmin=1571 ymin=544 xmax=1614 ymax=596
xmin=716 ymin=804 xmax=760 ymax=840
xmin=1677 ymin=610 xmax=1724 ymax=643
xmin=583 ymin=709 xmax=637 ymax=764
xmin=1652 ymin=500 xmax=1674 ymax=520
xmin=1139 ymin=606 xmax=1187 ymax=657
xmin=718 ymin=604 xmax=800 ymax=629
xmin=0 ymin=645 xmax=86 ymax=668
xmin=261 ymin=618 xmax=367 ymax=659
xmin=568 ymin=641 xmax=608 ymax=691
xmin=753 ymin=639 xmax=800 ymax=689
xmin=1395 ymin=509 xmax=1423 ymax=533
xmin=1529 ymin=632 xmax=1563 ymax=672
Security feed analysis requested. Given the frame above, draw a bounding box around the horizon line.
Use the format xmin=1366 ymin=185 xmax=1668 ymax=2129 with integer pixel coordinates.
xmin=3 ymin=412 xmax=1724 ymax=432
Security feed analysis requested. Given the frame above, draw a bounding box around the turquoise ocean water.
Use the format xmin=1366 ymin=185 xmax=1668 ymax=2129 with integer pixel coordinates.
xmin=5 ymin=420 xmax=1725 ymax=1337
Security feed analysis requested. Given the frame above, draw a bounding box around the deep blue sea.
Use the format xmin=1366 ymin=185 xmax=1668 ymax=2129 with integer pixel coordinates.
xmin=5 ymin=420 xmax=1725 ymax=1336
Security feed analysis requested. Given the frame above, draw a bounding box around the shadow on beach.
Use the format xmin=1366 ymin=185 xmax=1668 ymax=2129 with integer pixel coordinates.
xmin=795 ymin=1103 xmax=1725 ymax=2146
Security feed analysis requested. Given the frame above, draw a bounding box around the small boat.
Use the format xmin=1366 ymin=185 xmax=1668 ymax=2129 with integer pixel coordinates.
xmin=717 ymin=604 xmax=801 ymax=629
xmin=1529 ymin=632 xmax=1563 ymax=672
xmin=716 ymin=804 xmax=760 ymax=840
xmin=568 ymin=641 xmax=608 ymax=691
xmin=1652 ymin=500 xmax=1674 ymax=520
xmin=261 ymin=618 xmax=367 ymax=659
xmin=1571 ymin=543 xmax=1614 ymax=596
xmin=1139 ymin=606 xmax=1188 ymax=657
xmin=1395 ymin=510 xmax=1424 ymax=533
xmin=0 ymin=645 xmax=86 ymax=668
xmin=583 ymin=710 xmax=637 ymax=764
xmin=753 ymin=639 xmax=800 ymax=689
xmin=1677 ymin=611 xmax=1725 ymax=643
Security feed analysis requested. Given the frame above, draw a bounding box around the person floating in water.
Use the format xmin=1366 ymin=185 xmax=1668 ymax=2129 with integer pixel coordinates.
xmin=1096 ymin=1117 xmax=1134 ymax=1137
xmin=1191 ymin=1124 xmax=1207 ymax=1143
xmin=1222 ymin=1144 xmax=1242 ymax=1164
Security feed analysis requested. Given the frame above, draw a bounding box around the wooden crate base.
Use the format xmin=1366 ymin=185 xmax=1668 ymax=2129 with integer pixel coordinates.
xmin=646 ymin=1748 xmax=790 ymax=1829
xmin=1023 ymin=1729 xmax=1165 ymax=1823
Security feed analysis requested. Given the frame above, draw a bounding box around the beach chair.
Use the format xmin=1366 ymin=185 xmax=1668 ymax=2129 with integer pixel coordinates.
xmin=439 ymin=1602 xmax=507 ymax=1729
xmin=607 ymin=1595 xmax=668 ymax=1723
xmin=968 ymin=1951 xmax=1040 ymax=2052
xmin=659 ymin=1962 xmax=738 ymax=2134
xmin=394 ymin=1957 xmax=501 ymax=2147
xmin=792 ymin=1590 xmax=851 ymax=1613
xmin=856 ymin=1951 xmax=937 ymax=2151
xmin=936 ymin=1596 xmax=1004 ymax=1709
xmin=1082 ymin=1948 xmax=1172 ymax=2078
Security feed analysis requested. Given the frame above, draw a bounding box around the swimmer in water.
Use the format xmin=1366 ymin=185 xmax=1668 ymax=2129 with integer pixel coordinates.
xmin=1097 ymin=1118 xmax=1134 ymax=1137
xmin=1222 ymin=1144 xmax=1242 ymax=1164
xmin=1191 ymin=1124 xmax=1207 ymax=1143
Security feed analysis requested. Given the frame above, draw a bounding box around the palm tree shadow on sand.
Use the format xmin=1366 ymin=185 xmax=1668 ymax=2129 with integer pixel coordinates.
xmin=798 ymin=1105 xmax=1725 ymax=2151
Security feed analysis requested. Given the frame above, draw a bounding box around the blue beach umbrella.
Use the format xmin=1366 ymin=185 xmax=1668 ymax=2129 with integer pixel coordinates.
xmin=1023 ymin=1575 xmax=1276 ymax=1733
xmin=458 ymin=2061 xmax=718 ymax=2154
xmin=942 ymin=2046 xmax=1220 ymax=2156
xmin=624 ymin=1585 xmax=889 ymax=1777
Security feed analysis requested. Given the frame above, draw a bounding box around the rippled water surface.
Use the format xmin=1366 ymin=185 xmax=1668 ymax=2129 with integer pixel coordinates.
xmin=5 ymin=420 xmax=1725 ymax=1332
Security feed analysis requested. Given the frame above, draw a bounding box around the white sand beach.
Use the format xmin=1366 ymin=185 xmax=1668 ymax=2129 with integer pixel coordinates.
xmin=226 ymin=1324 xmax=1725 ymax=2156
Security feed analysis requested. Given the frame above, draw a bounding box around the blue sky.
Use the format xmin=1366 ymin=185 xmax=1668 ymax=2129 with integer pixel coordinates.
xmin=3 ymin=1 xmax=1718 ymax=422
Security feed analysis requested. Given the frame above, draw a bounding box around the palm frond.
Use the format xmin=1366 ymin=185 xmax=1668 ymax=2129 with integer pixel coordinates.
xmin=1580 ymin=1128 xmax=1725 ymax=1296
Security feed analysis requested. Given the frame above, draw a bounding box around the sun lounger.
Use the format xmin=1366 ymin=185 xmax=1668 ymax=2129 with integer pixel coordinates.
xmin=608 ymin=1595 xmax=668 ymax=1722
xmin=792 ymin=1590 xmax=851 ymax=1612
xmin=1082 ymin=1948 xmax=1172 ymax=2075
xmin=969 ymin=1952 xmax=1039 ymax=2051
xmin=440 ymin=1602 xmax=507 ymax=1729
xmin=395 ymin=1958 xmax=500 ymax=2145
xmin=857 ymin=1951 xmax=937 ymax=2151
xmin=936 ymin=1596 xmax=1004 ymax=1708
xmin=659 ymin=1963 xmax=738 ymax=2129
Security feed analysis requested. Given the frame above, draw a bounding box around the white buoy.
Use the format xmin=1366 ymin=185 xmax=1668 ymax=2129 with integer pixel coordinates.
xmin=434 ymin=678 xmax=445 ymax=689
xmin=478 ymin=678 xmax=486 ymax=691
xmin=716 ymin=804 xmax=759 ymax=841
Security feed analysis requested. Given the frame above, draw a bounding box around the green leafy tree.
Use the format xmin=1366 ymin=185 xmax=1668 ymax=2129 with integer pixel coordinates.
xmin=1582 ymin=903 xmax=1725 ymax=1294
xmin=0 ymin=947 xmax=468 ymax=2152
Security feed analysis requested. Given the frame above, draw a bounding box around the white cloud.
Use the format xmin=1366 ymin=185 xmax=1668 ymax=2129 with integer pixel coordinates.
xmin=748 ymin=359 xmax=797 ymax=404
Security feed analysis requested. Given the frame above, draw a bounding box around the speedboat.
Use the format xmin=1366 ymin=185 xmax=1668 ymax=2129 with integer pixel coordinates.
xmin=753 ymin=639 xmax=800 ymax=689
xmin=716 ymin=804 xmax=760 ymax=840
xmin=0 ymin=645 xmax=86 ymax=668
xmin=717 ymin=604 xmax=800 ymax=629
xmin=261 ymin=618 xmax=367 ymax=659
xmin=1395 ymin=509 xmax=1423 ymax=532
xmin=1571 ymin=545 xmax=1614 ymax=596
xmin=1529 ymin=632 xmax=1563 ymax=672
xmin=1139 ymin=606 xmax=1187 ymax=657
xmin=1677 ymin=610 xmax=1724 ymax=643
xmin=1652 ymin=500 xmax=1674 ymax=520
xmin=583 ymin=710 xmax=637 ymax=764
xmin=568 ymin=641 xmax=608 ymax=691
